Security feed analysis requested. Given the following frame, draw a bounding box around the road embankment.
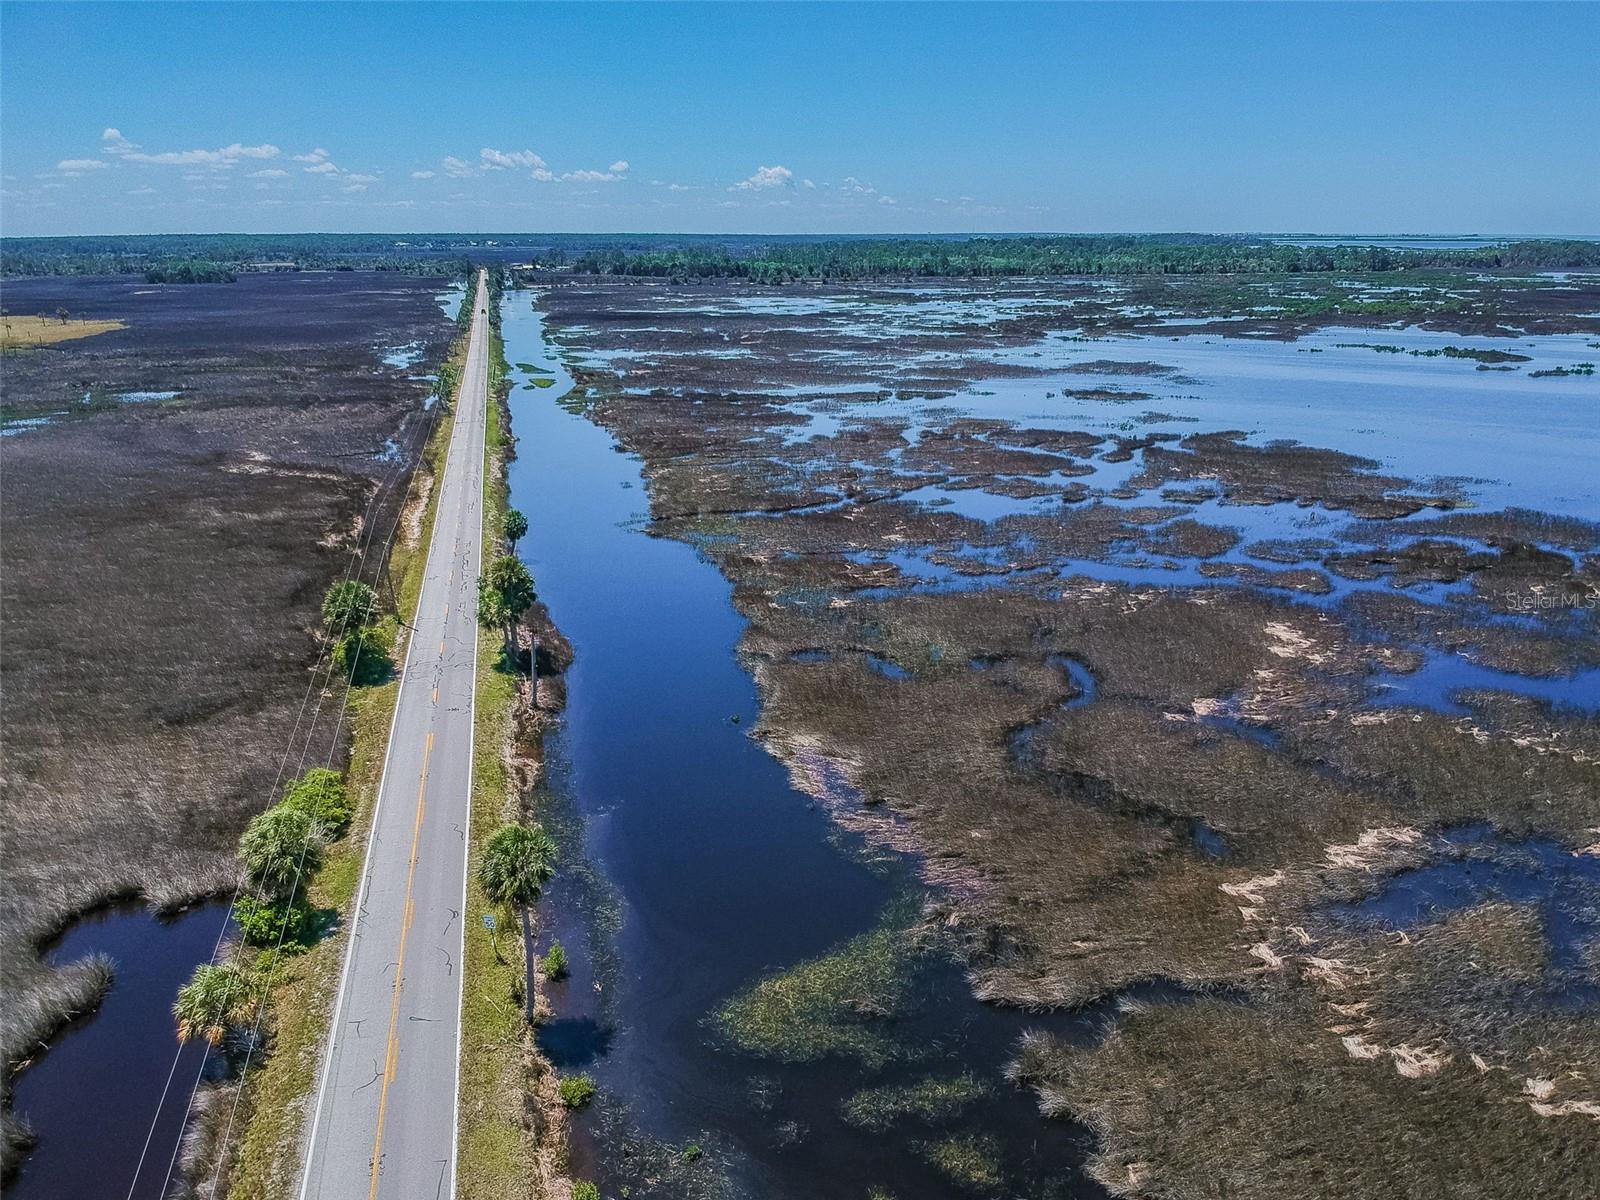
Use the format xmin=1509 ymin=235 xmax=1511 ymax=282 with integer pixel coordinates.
xmin=457 ymin=275 xmax=574 ymax=1200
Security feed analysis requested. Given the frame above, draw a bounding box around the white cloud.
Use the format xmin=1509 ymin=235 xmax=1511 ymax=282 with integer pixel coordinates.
xmin=249 ymin=168 xmax=288 ymax=178
xmin=802 ymin=178 xmax=816 ymax=189
xmin=480 ymin=147 xmax=546 ymax=171
xmin=56 ymin=159 xmax=108 ymax=172
xmin=842 ymin=176 xmax=877 ymax=195
xmin=878 ymin=195 xmax=897 ymax=206
xmin=127 ymin=186 xmax=156 ymax=195
xmin=442 ymin=156 xmax=476 ymax=178
xmin=342 ymin=183 xmax=368 ymax=193
xmin=608 ymin=160 xmax=630 ymax=174
xmin=560 ymin=168 xmax=624 ymax=183
xmin=731 ymin=164 xmax=793 ymax=191
xmin=104 ymin=131 xmax=281 ymax=168
xmin=531 ymin=167 xmax=553 ymax=182
xmin=411 ymin=169 xmax=436 ymax=179
xmin=345 ymin=173 xmax=378 ymax=185
xmin=668 ymin=183 xmax=689 ymax=192
xmin=304 ymin=161 xmax=339 ymax=175
xmin=294 ymin=148 xmax=331 ymax=164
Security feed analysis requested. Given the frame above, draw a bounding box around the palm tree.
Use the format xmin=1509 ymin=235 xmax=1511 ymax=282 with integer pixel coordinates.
xmin=174 ymin=963 xmax=253 ymax=1045
xmin=477 ymin=823 xmax=557 ymax=907
xmin=478 ymin=824 xmax=557 ymax=1005
xmin=240 ymin=804 xmax=322 ymax=897
xmin=502 ymin=508 xmax=529 ymax=548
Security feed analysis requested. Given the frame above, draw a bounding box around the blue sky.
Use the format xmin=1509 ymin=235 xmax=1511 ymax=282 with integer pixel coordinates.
xmin=3 ymin=1 xmax=1595 ymax=237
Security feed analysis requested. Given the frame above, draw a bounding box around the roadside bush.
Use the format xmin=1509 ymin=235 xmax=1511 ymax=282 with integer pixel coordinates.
xmin=321 ymin=579 xmax=378 ymax=635
xmin=233 ymin=894 xmax=311 ymax=947
xmin=541 ymin=941 xmax=568 ymax=980
xmin=503 ymin=508 xmax=529 ymax=546
xmin=281 ymin=767 xmax=352 ymax=837
xmin=559 ymin=1073 xmax=597 ymax=1109
xmin=335 ymin=621 xmax=395 ymax=686
xmin=570 ymin=1182 xmax=599 ymax=1200
xmin=240 ymin=804 xmax=322 ymax=897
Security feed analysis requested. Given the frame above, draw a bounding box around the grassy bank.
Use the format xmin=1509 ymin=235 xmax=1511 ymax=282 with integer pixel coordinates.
xmin=220 ymin=294 xmax=473 ymax=1200
xmin=457 ymin=273 xmax=569 ymax=1199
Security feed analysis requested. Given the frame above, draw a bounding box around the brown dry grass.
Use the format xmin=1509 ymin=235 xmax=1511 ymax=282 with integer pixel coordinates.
xmin=0 ymin=314 xmax=125 ymax=350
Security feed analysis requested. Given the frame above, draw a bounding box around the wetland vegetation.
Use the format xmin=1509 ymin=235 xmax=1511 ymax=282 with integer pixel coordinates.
xmin=0 ymin=269 xmax=458 ymax=1192
xmin=525 ymin=261 xmax=1600 ymax=1198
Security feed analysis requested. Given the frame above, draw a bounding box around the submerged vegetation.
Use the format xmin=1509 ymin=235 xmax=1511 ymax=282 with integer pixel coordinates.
xmin=716 ymin=906 xmax=923 ymax=1068
xmin=840 ymin=1074 xmax=991 ymax=1132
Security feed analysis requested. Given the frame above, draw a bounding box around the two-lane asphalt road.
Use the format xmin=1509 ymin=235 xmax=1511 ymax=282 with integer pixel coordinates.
xmin=300 ymin=271 xmax=490 ymax=1200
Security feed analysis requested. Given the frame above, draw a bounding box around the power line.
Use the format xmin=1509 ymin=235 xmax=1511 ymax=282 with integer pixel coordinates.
xmin=118 ymin=298 xmax=464 ymax=1200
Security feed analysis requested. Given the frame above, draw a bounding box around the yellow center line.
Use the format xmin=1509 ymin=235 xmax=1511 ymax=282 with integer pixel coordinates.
xmin=366 ymin=730 xmax=433 ymax=1200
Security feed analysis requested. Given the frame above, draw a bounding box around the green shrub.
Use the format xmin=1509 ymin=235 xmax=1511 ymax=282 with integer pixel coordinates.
xmin=541 ymin=941 xmax=568 ymax=980
xmin=321 ymin=579 xmax=378 ymax=634
xmin=570 ymin=1183 xmax=599 ymax=1200
xmin=559 ymin=1073 xmax=596 ymax=1109
xmin=335 ymin=621 xmax=394 ymax=686
xmin=502 ymin=508 xmax=529 ymax=545
xmin=233 ymin=895 xmax=311 ymax=947
xmin=282 ymin=768 xmax=352 ymax=838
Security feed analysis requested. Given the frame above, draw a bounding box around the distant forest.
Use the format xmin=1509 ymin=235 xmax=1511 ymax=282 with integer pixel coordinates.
xmin=567 ymin=236 xmax=1600 ymax=282
xmin=3 ymin=231 xmax=1597 ymax=282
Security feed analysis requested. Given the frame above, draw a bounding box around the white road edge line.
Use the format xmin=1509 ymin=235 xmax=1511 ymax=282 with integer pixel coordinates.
xmin=448 ymin=282 xmax=488 ymax=1200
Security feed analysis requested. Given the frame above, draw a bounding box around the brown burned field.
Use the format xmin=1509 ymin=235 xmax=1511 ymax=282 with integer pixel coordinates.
xmin=0 ymin=272 xmax=455 ymax=1166
xmin=536 ymin=273 xmax=1600 ymax=1198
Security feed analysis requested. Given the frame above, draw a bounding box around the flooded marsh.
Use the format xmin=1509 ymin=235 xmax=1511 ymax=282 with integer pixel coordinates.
xmin=524 ymin=271 xmax=1599 ymax=1198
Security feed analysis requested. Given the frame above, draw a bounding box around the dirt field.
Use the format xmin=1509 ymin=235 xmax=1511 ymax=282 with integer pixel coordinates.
xmin=0 ymin=272 xmax=455 ymax=1168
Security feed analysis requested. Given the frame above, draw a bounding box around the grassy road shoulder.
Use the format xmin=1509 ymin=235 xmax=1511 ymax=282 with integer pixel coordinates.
xmin=457 ymin=273 xmax=570 ymax=1200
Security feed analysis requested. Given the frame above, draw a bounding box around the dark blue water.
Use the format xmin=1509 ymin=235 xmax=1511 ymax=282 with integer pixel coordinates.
xmin=1370 ymin=650 xmax=1600 ymax=716
xmin=502 ymin=290 xmax=1099 ymax=1197
xmin=1335 ymin=827 xmax=1600 ymax=1006
xmin=8 ymin=901 xmax=232 ymax=1200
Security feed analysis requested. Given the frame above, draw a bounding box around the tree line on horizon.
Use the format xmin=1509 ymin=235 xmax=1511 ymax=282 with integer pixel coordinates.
xmin=564 ymin=236 xmax=1600 ymax=282
xmin=3 ymin=231 xmax=1596 ymax=282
